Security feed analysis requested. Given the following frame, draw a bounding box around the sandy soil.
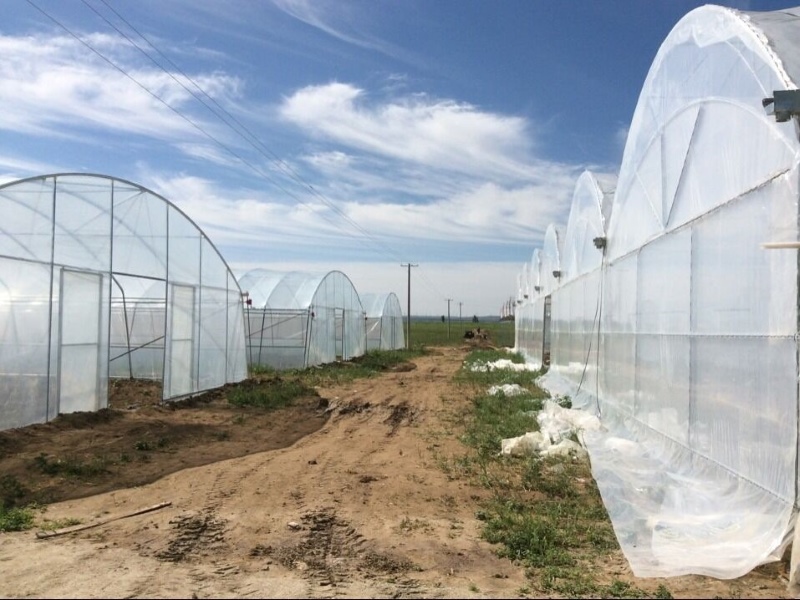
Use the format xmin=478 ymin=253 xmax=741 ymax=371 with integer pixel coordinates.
xmin=0 ymin=345 xmax=793 ymax=599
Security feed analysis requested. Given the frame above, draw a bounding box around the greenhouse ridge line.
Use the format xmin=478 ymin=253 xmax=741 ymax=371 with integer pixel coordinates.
xmin=26 ymin=0 xmax=451 ymax=308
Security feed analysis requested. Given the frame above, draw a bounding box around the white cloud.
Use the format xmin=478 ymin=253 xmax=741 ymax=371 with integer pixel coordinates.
xmin=0 ymin=32 xmax=241 ymax=144
xmin=280 ymin=82 xmax=543 ymax=181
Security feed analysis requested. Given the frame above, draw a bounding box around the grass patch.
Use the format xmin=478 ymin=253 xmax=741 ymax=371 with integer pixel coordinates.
xmin=38 ymin=516 xmax=82 ymax=531
xmin=439 ymin=348 xmax=671 ymax=599
xmin=32 ymin=453 xmax=111 ymax=478
xmin=251 ymin=348 xmax=427 ymax=388
xmin=228 ymin=378 xmax=313 ymax=409
xmin=0 ymin=505 xmax=35 ymax=532
xmin=408 ymin=319 xmax=515 ymax=348
xmin=0 ymin=475 xmax=35 ymax=532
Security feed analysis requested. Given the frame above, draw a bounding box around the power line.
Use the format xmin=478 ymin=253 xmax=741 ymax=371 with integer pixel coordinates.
xmin=76 ymin=0 xmax=409 ymax=266
xmin=87 ymin=0 xmax=409 ymax=265
xmin=27 ymin=0 xmax=453 ymax=303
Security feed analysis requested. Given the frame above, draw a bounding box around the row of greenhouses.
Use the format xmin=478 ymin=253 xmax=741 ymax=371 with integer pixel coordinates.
xmin=515 ymin=3 xmax=800 ymax=585
xmin=0 ymin=173 xmax=405 ymax=432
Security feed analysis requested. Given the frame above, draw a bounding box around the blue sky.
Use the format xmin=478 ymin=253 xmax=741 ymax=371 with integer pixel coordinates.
xmin=1 ymin=0 xmax=795 ymax=316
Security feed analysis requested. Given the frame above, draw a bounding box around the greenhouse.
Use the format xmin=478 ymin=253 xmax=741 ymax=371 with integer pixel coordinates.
xmin=516 ymin=3 xmax=800 ymax=584
xmin=361 ymin=292 xmax=405 ymax=351
xmin=0 ymin=173 xmax=248 ymax=431
xmin=537 ymin=171 xmax=615 ymax=400
xmin=238 ymin=269 xmax=367 ymax=369
xmin=516 ymin=225 xmax=562 ymax=369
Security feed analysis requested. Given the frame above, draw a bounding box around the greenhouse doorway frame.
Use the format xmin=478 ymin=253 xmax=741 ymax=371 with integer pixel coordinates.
xmin=543 ymin=295 xmax=552 ymax=367
xmin=57 ymin=268 xmax=104 ymax=415
xmin=164 ymin=283 xmax=196 ymax=399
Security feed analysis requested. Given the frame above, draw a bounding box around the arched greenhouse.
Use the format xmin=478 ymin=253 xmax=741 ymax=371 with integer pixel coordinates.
xmin=239 ymin=269 xmax=367 ymax=369
xmin=515 ymin=3 xmax=800 ymax=585
xmin=361 ymin=292 xmax=405 ymax=351
xmin=0 ymin=173 xmax=248 ymax=431
xmin=539 ymin=171 xmax=615 ymax=400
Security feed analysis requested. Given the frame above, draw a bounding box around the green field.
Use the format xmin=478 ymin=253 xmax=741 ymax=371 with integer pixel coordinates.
xmin=404 ymin=317 xmax=515 ymax=349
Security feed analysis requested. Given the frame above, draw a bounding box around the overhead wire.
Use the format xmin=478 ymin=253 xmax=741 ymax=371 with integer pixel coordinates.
xmin=27 ymin=0 xmax=451 ymax=305
xmin=87 ymin=0 xmax=409 ymax=266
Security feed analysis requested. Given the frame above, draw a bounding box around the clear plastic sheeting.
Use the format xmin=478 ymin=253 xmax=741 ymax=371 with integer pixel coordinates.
xmin=361 ymin=292 xmax=405 ymax=351
xmin=541 ymin=171 xmax=615 ymax=404
xmin=0 ymin=173 xmax=248 ymax=431
xmin=515 ymin=249 xmax=549 ymax=369
xmin=239 ymin=269 xmax=367 ymax=369
xmin=516 ymin=4 xmax=800 ymax=582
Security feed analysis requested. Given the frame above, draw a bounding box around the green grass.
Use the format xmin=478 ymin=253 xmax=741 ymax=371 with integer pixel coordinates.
xmin=249 ymin=347 xmax=426 ymax=389
xmin=0 ymin=475 xmax=35 ymax=532
xmin=32 ymin=453 xmax=111 ymax=478
xmin=407 ymin=318 xmax=515 ymax=349
xmin=440 ymin=347 xmax=671 ymax=599
xmin=228 ymin=378 xmax=313 ymax=409
xmin=0 ymin=505 xmax=35 ymax=532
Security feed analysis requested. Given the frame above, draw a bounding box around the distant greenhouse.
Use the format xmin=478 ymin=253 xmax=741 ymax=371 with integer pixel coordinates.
xmin=239 ymin=269 xmax=367 ymax=369
xmin=361 ymin=292 xmax=405 ymax=351
xmin=0 ymin=173 xmax=248 ymax=431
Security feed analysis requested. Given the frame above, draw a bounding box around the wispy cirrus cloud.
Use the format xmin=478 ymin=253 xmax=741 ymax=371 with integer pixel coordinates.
xmin=0 ymin=32 xmax=242 ymax=144
xmin=279 ymin=82 xmax=543 ymax=182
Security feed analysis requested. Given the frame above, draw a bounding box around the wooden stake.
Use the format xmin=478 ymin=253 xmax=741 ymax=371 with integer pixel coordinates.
xmin=35 ymin=501 xmax=172 ymax=539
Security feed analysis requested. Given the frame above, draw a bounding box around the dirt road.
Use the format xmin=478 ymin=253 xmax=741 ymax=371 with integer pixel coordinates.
xmin=0 ymin=345 xmax=792 ymax=598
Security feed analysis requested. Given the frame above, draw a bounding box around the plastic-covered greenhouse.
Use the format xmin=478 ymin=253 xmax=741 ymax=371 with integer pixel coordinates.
xmin=0 ymin=173 xmax=248 ymax=431
xmin=239 ymin=269 xmax=367 ymax=369
xmin=516 ymin=4 xmax=800 ymax=584
xmin=361 ymin=292 xmax=405 ymax=351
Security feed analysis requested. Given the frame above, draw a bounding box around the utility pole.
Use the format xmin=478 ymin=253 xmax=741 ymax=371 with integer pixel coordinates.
xmin=446 ymin=298 xmax=452 ymax=340
xmin=401 ymin=263 xmax=418 ymax=349
xmin=459 ymin=301 xmax=463 ymax=324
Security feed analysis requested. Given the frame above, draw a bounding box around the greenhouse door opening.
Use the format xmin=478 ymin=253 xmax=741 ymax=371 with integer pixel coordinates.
xmin=164 ymin=284 xmax=196 ymax=399
xmin=543 ymin=295 xmax=552 ymax=367
xmin=336 ymin=308 xmax=345 ymax=360
xmin=58 ymin=269 xmax=103 ymax=415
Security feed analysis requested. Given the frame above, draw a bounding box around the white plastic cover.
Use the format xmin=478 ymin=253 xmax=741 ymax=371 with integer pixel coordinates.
xmin=239 ymin=268 xmax=367 ymax=368
xmin=541 ymin=171 xmax=615 ymax=406
xmin=361 ymin=292 xmax=405 ymax=351
xmin=0 ymin=174 xmax=248 ymax=430
xmin=527 ymin=4 xmax=800 ymax=580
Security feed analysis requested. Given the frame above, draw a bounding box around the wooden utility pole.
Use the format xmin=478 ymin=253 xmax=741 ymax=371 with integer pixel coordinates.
xmin=446 ymin=298 xmax=452 ymax=340
xmin=401 ymin=263 xmax=418 ymax=349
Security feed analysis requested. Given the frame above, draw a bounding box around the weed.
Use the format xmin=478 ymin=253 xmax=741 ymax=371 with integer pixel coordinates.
xmin=398 ymin=516 xmax=432 ymax=534
xmin=438 ymin=347 xmax=621 ymax=596
xmin=38 ymin=517 xmax=82 ymax=531
xmin=654 ymin=584 xmax=674 ymax=599
xmin=228 ymin=379 xmax=312 ymax=409
xmin=134 ymin=440 xmax=152 ymax=451
xmin=0 ymin=505 xmax=35 ymax=532
xmin=213 ymin=430 xmax=231 ymax=441
xmin=0 ymin=475 xmax=29 ymax=509
xmin=33 ymin=453 xmax=110 ymax=478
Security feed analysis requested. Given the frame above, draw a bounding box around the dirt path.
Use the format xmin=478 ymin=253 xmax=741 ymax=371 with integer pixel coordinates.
xmin=0 ymin=345 xmax=793 ymax=599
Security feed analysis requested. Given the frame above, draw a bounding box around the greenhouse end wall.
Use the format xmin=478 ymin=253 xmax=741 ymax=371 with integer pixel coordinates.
xmin=0 ymin=174 xmax=248 ymax=431
xmin=239 ymin=269 xmax=367 ymax=369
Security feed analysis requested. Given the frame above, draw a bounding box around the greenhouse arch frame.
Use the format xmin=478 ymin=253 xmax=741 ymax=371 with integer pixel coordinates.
xmin=0 ymin=173 xmax=248 ymax=431
xmin=239 ymin=268 xmax=368 ymax=369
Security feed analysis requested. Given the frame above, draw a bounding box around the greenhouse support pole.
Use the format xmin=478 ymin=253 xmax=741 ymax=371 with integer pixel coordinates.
xmin=401 ymin=263 xmax=417 ymax=349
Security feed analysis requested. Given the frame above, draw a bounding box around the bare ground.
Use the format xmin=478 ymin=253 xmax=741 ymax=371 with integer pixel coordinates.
xmin=0 ymin=345 xmax=793 ymax=599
